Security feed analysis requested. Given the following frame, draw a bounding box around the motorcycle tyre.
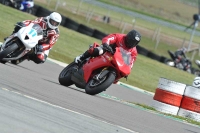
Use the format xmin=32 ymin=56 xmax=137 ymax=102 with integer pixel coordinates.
xmin=26 ymin=8 xmax=33 ymax=14
xmin=58 ymin=62 xmax=77 ymax=87
xmin=85 ymin=72 xmax=116 ymax=95
xmin=0 ymin=43 xmax=18 ymax=60
xmin=2 ymin=0 xmax=11 ymax=6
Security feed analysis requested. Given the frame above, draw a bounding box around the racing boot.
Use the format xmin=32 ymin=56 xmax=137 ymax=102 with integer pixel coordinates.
xmin=74 ymin=51 xmax=91 ymax=64
xmin=10 ymin=55 xmax=29 ymax=65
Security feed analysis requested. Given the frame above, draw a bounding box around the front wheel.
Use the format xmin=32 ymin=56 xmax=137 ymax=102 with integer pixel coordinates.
xmin=0 ymin=43 xmax=18 ymax=60
xmin=58 ymin=62 xmax=78 ymax=87
xmin=85 ymin=71 xmax=116 ymax=95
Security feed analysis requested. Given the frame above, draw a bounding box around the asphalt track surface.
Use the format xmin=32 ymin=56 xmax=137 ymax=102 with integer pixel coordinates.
xmin=0 ymin=59 xmax=200 ymax=133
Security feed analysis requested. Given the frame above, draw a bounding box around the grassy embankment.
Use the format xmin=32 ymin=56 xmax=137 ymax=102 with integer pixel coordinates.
xmin=0 ymin=4 xmax=195 ymax=93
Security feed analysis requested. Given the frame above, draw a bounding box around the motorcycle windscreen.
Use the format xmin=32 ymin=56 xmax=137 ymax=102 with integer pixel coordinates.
xmin=113 ymin=47 xmax=132 ymax=75
xmin=32 ymin=24 xmax=43 ymax=36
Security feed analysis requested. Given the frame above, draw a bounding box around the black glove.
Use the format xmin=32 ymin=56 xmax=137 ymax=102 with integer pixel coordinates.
xmin=36 ymin=45 xmax=43 ymax=52
xmin=102 ymin=43 xmax=114 ymax=54
xmin=13 ymin=22 xmax=26 ymax=33
xmin=15 ymin=22 xmax=26 ymax=27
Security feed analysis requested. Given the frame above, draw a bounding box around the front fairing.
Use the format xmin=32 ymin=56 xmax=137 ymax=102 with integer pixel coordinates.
xmin=113 ymin=47 xmax=132 ymax=76
xmin=18 ymin=23 xmax=43 ymax=49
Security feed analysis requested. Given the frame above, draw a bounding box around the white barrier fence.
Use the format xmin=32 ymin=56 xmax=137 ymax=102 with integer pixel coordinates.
xmin=152 ymin=77 xmax=200 ymax=122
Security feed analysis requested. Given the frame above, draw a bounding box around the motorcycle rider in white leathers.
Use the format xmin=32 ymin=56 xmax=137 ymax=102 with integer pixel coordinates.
xmin=5 ymin=12 xmax=62 ymax=64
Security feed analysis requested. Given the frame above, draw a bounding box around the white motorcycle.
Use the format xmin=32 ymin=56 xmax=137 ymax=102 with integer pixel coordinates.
xmin=0 ymin=23 xmax=43 ymax=64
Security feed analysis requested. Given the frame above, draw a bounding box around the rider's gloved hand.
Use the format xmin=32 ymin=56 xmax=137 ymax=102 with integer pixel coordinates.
xmin=102 ymin=43 xmax=114 ymax=54
xmin=74 ymin=55 xmax=83 ymax=63
xmin=36 ymin=45 xmax=43 ymax=52
xmin=15 ymin=22 xmax=26 ymax=27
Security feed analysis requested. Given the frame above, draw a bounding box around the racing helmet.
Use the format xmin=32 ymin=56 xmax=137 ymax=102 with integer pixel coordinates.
xmin=125 ymin=30 xmax=141 ymax=48
xmin=47 ymin=12 xmax=62 ymax=30
xmin=192 ymin=77 xmax=200 ymax=88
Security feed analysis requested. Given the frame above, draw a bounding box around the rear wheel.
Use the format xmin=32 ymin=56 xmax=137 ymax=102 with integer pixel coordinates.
xmin=0 ymin=43 xmax=18 ymax=61
xmin=85 ymin=71 xmax=116 ymax=95
xmin=26 ymin=8 xmax=33 ymax=14
xmin=2 ymin=0 xmax=11 ymax=6
xmin=58 ymin=62 xmax=77 ymax=86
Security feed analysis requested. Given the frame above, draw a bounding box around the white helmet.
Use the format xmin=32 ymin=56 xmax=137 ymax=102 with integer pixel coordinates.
xmin=192 ymin=77 xmax=200 ymax=88
xmin=47 ymin=12 xmax=62 ymax=30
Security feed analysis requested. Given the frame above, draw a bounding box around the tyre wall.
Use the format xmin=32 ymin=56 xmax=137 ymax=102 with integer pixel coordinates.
xmin=151 ymin=77 xmax=200 ymax=122
xmin=35 ymin=6 xmax=52 ymax=17
xmin=177 ymin=86 xmax=200 ymax=122
xmin=77 ymin=24 xmax=94 ymax=37
xmin=152 ymin=78 xmax=185 ymax=115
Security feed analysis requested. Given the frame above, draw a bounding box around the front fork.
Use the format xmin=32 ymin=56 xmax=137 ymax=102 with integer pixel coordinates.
xmin=93 ymin=67 xmax=109 ymax=81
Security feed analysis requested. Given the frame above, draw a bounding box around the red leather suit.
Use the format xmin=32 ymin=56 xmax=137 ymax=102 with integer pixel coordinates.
xmin=23 ymin=17 xmax=60 ymax=63
xmin=102 ymin=33 xmax=137 ymax=65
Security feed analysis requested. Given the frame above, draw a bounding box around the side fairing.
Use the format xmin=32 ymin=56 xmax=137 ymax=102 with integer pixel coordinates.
xmin=82 ymin=56 xmax=112 ymax=82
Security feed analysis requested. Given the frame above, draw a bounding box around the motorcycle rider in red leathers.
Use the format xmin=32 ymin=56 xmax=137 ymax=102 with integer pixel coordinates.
xmin=75 ymin=30 xmax=141 ymax=69
xmin=6 ymin=12 xmax=62 ymax=64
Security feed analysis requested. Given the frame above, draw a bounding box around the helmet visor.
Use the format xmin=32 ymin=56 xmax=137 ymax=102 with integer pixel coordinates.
xmin=125 ymin=38 xmax=138 ymax=48
xmin=49 ymin=18 xmax=59 ymax=26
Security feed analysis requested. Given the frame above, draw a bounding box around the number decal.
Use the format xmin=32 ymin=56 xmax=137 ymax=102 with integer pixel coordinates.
xmin=28 ymin=29 xmax=37 ymax=37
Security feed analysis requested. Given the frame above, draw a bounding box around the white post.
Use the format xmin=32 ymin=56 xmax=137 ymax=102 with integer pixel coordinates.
xmin=152 ymin=28 xmax=158 ymax=41
xmin=132 ymin=19 xmax=136 ymax=28
xmin=55 ymin=0 xmax=60 ymax=11
xmin=191 ymin=50 xmax=197 ymax=61
xmin=86 ymin=8 xmax=92 ymax=21
xmin=154 ymin=27 xmax=161 ymax=50
xmin=76 ymin=0 xmax=83 ymax=14
xmin=47 ymin=0 xmax=51 ymax=7
xmin=181 ymin=37 xmax=186 ymax=48
xmin=121 ymin=22 xmax=127 ymax=33
xmin=119 ymin=18 xmax=124 ymax=29
xmin=87 ymin=9 xmax=94 ymax=24
xmin=187 ymin=22 xmax=198 ymax=51
xmin=198 ymin=44 xmax=200 ymax=56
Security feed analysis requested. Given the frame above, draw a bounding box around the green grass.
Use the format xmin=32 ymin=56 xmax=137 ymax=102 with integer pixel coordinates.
xmin=134 ymin=103 xmax=200 ymax=126
xmin=0 ymin=4 xmax=195 ymax=93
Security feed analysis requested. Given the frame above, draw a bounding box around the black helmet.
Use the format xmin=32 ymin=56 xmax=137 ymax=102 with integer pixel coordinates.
xmin=125 ymin=30 xmax=141 ymax=48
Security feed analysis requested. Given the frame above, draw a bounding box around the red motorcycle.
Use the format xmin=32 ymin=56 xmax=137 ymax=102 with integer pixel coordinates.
xmin=58 ymin=43 xmax=132 ymax=95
